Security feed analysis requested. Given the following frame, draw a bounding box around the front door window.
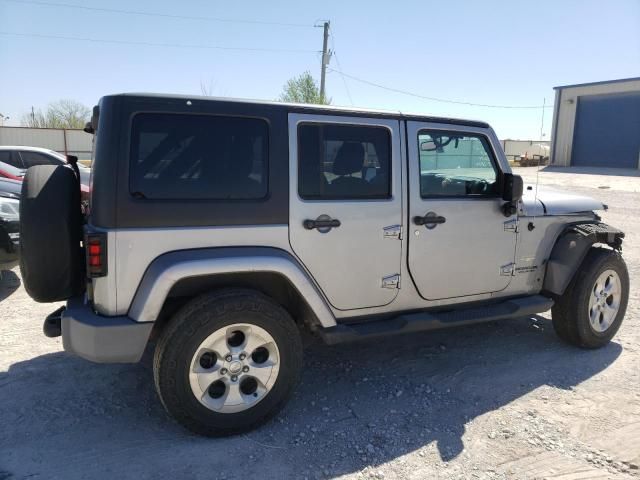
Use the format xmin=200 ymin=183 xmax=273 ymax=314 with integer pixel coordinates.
xmin=418 ymin=131 xmax=499 ymax=197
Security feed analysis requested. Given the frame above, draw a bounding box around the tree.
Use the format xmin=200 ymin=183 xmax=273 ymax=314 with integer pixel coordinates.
xmin=278 ymin=71 xmax=330 ymax=105
xmin=21 ymin=99 xmax=90 ymax=129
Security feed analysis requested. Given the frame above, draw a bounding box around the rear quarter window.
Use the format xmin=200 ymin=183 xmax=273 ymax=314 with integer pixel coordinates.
xmin=130 ymin=113 xmax=268 ymax=200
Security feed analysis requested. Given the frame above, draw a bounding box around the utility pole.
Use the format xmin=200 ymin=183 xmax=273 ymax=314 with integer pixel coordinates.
xmin=319 ymin=21 xmax=330 ymax=103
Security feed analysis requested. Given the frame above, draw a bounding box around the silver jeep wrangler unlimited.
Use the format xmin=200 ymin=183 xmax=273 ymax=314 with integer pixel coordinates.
xmin=19 ymin=94 xmax=629 ymax=436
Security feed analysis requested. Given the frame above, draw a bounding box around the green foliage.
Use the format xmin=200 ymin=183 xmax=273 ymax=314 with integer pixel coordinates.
xmin=21 ymin=99 xmax=90 ymax=129
xmin=279 ymin=71 xmax=330 ymax=105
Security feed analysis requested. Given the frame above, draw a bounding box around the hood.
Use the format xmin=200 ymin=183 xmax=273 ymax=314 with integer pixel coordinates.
xmin=521 ymin=185 xmax=605 ymax=216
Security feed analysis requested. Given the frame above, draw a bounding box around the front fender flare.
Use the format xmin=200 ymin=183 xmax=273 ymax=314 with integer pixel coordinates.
xmin=542 ymin=222 xmax=624 ymax=296
xmin=127 ymin=247 xmax=336 ymax=327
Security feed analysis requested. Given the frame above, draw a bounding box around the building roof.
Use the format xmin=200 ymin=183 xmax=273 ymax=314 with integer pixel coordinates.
xmin=554 ymin=77 xmax=640 ymax=90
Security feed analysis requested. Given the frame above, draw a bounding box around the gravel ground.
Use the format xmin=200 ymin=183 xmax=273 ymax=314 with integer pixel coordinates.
xmin=1 ymin=167 xmax=639 ymax=480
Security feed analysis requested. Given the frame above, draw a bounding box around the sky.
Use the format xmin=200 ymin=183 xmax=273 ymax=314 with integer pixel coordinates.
xmin=0 ymin=0 xmax=639 ymax=139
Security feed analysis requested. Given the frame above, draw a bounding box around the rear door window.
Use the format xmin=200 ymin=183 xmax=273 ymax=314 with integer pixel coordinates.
xmin=297 ymin=123 xmax=391 ymax=200
xmin=130 ymin=113 xmax=268 ymax=200
xmin=19 ymin=151 xmax=60 ymax=168
xmin=0 ymin=151 xmax=21 ymax=168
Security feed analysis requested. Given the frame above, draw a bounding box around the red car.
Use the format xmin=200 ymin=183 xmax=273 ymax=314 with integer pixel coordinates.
xmin=0 ymin=161 xmax=24 ymax=181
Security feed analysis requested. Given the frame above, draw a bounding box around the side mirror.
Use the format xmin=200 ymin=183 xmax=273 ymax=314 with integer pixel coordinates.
xmin=502 ymin=173 xmax=523 ymax=202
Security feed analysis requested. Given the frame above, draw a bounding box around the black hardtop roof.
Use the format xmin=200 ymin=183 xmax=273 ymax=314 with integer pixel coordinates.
xmin=105 ymin=93 xmax=491 ymax=129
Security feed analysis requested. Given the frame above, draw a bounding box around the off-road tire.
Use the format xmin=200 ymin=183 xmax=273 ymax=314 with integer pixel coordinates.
xmin=552 ymin=247 xmax=629 ymax=349
xmin=153 ymin=289 xmax=303 ymax=436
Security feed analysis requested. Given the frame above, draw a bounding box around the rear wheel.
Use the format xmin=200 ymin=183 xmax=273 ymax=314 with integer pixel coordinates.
xmin=153 ymin=289 xmax=303 ymax=436
xmin=552 ymin=248 xmax=629 ymax=349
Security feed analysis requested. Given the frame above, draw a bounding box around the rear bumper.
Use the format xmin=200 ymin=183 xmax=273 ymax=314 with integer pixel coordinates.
xmin=60 ymin=296 xmax=153 ymax=363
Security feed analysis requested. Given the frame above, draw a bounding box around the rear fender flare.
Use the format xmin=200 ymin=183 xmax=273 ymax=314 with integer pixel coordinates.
xmin=127 ymin=247 xmax=336 ymax=328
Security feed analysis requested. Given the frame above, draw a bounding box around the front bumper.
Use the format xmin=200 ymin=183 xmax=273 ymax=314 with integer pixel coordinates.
xmin=57 ymin=296 xmax=153 ymax=363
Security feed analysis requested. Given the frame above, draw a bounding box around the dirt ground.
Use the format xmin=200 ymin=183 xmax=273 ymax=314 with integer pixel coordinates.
xmin=1 ymin=167 xmax=639 ymax=480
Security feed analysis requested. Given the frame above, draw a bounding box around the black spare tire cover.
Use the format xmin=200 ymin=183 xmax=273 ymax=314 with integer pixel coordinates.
xmin=20 ymin=165 xmax=84 ymax=302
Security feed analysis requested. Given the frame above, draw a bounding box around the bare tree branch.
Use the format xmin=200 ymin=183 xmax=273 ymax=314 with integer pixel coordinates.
xmin=21 ymin=99 xmax=90 ymax=128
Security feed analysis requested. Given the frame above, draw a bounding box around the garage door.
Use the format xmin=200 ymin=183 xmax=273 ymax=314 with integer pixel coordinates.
xmin=571 ymin=92 xmax=640 ymax=168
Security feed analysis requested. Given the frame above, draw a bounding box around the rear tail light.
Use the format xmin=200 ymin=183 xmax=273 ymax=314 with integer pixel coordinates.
xmin=86 ymin=233 xmax=107 ymax=277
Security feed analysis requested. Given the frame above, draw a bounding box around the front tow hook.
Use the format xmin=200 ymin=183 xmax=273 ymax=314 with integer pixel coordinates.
xmin=43 ymin=306 xmax=65 ymax=338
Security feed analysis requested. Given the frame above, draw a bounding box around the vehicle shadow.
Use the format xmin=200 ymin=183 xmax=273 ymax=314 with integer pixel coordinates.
xmin=0 ymin=270 xmax=20 ymax=302
xmin=0 ymin=315 xmax=622 ymax=480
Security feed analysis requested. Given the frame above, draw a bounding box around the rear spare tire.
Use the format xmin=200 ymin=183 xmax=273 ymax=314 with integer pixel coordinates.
xmin=20 ymin=165 xmax=84 ymax=302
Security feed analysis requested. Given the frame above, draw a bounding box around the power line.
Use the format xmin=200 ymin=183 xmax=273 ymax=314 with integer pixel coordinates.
xmin=1 ymin=0 xmax=315 ymax=28
xmin=332 ymin=52 xmax=353 ymax=106
xmin=0 ymin=31 xmax=318 ymax=54
xmin=327 ymin=67 xmax=553 ymax=109
xmin=328 ymin=28 xmax=354 ymax=106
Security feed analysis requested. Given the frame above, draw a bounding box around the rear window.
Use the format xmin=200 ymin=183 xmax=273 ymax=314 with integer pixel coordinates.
xmin=130 ymin=113 xmax=268 ymax=200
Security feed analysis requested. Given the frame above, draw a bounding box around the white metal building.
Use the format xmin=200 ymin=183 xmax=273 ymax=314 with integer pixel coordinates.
xmin=0 ymin=126 xmax=93 ymax=159
xmin=550 ymin=77 xmax=640 ymax=169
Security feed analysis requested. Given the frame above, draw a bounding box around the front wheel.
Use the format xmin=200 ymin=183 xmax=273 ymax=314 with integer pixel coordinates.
xmin=153 ymin=289 xmax=303 ymax=436
xmin=552 ymin=247 xmax=629 ymax=349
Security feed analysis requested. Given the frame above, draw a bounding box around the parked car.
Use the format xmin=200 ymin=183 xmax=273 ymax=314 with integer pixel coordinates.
xmin=0 ymin=150 xmax=90 ymax=201
xmin=0 ymin=146 xmax=91 ymax=185
xmin=0 ymin=178 xmax=20 ymax=269
xmin=0 ymin=161 xmax=25 ymax=181
xmin=19 ymin=94 xmax=629 ymax=437
xmin=0 ymin=177 xmax=21 ymax=198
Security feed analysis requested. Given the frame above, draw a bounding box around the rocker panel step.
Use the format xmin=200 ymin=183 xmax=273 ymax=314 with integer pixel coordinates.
xmin=318 ymin=295 xmax=554 ymax=345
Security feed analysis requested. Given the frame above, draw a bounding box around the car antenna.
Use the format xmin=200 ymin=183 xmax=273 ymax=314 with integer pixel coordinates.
xmin=533 ymin=98 xmax=546 ymax=209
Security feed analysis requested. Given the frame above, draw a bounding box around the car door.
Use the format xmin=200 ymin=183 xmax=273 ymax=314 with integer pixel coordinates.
xmin=407 ymin=121 xmax=517 ymax=300
xmin=288 ymin=114 xmax=403 ymax=311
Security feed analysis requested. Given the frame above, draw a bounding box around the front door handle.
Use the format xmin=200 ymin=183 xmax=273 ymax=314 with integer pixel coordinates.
xmin=303 ymin=215 xmax=341 ymax=231
xmin=414 ymin=212 xmax=446 ymax=229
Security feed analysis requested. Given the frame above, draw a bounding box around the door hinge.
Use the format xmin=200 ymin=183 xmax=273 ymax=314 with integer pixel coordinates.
xmin=500 ymin=263 xmax=516 ymax=276
xmin=383 ymin=224 xmax=402 ymax=240
xmin=382 ymin=274 xmax=401 ymax=289
xmin=504 ymin=218 xmax=519 ymax=233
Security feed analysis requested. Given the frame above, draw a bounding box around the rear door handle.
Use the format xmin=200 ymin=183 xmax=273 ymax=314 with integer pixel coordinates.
xmin=414 ymin=212 xmax=446 ymax=228
xmin=303 ymin=217 xmax=341 ymax=231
